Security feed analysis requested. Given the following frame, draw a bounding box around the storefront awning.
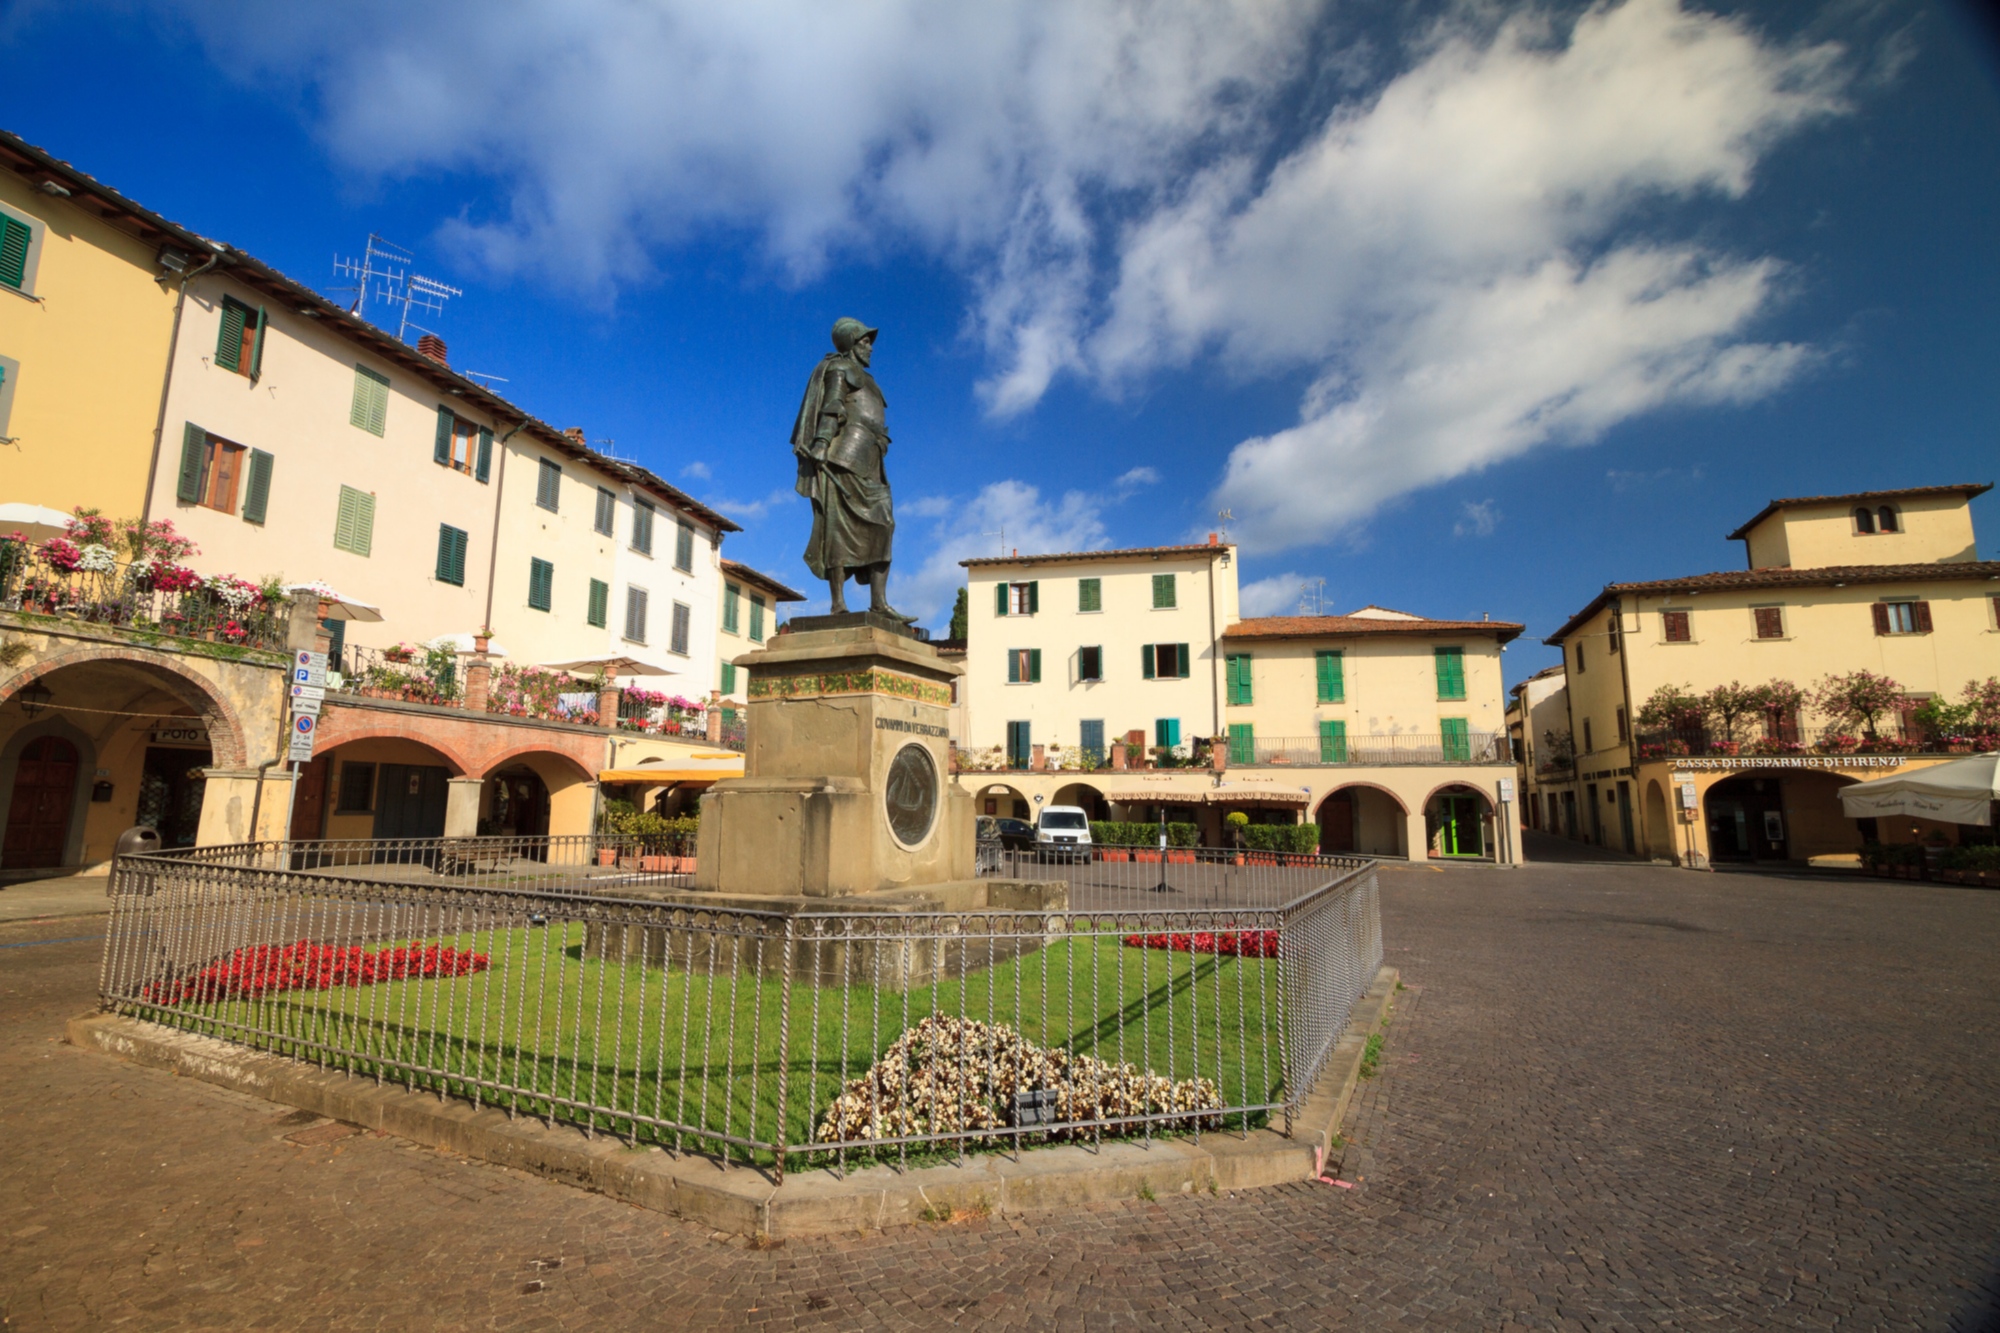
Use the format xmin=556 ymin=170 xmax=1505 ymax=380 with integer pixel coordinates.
xmin=1206 ymin=786 xmax=1310 ymax=806
xmin=1839 ymin=753 xmax=2000 ymax=826
xmin=598 ymin=768 xmax=737 ymax=786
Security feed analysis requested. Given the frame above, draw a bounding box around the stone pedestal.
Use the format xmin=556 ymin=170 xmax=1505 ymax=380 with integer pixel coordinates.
xmin=694 ymin=624 xmax=975 ymax=897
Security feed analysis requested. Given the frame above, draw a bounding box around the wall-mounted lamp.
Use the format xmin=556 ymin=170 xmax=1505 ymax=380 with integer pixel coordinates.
xmin=18 ymin=680 xmax=52 ymax=718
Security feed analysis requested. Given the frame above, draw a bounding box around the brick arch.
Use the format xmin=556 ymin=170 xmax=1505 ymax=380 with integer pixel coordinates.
xmin=0 ymin=646 xmax=250 ymax=767
xmin=308 ymin=713 xmax=476 ymax=776
xmin=477 ymin=746 xmax=595 ymax=784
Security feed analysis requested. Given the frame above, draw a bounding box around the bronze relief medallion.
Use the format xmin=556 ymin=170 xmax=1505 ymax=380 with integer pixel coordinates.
xmin=884 ymin=743 xmax=938 ymax=846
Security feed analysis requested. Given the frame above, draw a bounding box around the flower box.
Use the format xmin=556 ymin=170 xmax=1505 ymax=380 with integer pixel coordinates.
xmin=1166 ymin=850 xmax=1195 ymax=865
xmin=597 ymin=849 xmax=618 ymax=866
xmin=1098 ymin=849 xmax=1129 ymax=862
xmin=1134 ymin=850 xmax=1162 ymax=864
xmin=638 ymin=854 xmax=673 ymax=872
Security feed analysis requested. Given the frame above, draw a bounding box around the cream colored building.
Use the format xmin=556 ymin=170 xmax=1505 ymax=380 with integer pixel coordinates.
xmin=715 ymin=559 xmax=805 ymax=707
xmin=1543 ymin=483 xmax=1999 ymax=868
xmin=958 ymin=542 xmax=1527 ymax=861
xmin=0 ymin=130 xmax=188 ymax=518
xmin=1506 ymin=665 xmax=1574 ymax=837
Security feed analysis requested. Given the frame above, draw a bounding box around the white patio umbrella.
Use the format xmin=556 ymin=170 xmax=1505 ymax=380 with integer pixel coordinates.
xmin=1838 ymin=753 xmax=2000 ymax=826
xmin=0 ymin=502 xmax=77 ymax=542
xmin=426 ymin=631 xmax=509 ymax=655
xmin=283 ymin=582 xmax=385 ymax=623
xmin=539 ymin=655 xmax=675 ymax=678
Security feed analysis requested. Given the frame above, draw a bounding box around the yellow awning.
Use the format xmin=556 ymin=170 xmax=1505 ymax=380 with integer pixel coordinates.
xmin=598 ymin=769 xmax=738 ymax=785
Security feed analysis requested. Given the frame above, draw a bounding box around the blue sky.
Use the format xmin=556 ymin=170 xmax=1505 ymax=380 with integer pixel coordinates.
xmin=4 ymin=0 xmax=1995 ymax=687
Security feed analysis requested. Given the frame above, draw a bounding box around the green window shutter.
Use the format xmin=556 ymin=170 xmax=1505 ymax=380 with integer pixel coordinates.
xmin=247 ymin=306 xmax=268 ymax=381
xmin=587 ymin=579 xmax=609 ymax=628
xmin=175 ymin=423 xmax=207 ymax=503
xmin=1226 ymin=654 xmax=1252 ymax=705
xmin=1142 ymin=645 xmax=1156 ymax=680
xmin=1175 ymin=643 xmax=1190 ymax=678
xmin=749 ymin=596 xmax=766 ymax=641
xmin=434 ymin=406 xmax=454 ymax=466
xmin=241 ymin=449 xmax=274 ymax=523
xmin=1441 ymin=717 xmax=1470 ymax=762
xmin=995 ymin=582 xmax=1009 ymax=617
xmin=1029 ymin=649 xmax=1042 ymax=683
xmin=350 ymin=366 xmax=389 ymax=435
xmin=435 ymin=525 xmax=469 ymax=585
xmin=1079 ymin=578 xmax=1100 ymax=612
xmin=1027 ymin=581 xmax=1039 ymax=614
xmin=1155 ymin=718 xmax=1180 ymax=749
xmin=333 ymin=486 xmax=374 ymax=557
xmin=1319 ymin=720 xmax=1348 ymax=764
xmin=214 ymin=299 xmax=247 ymax=371
xmin=528 ymin=558 xmax=553 ymax=611
xmin=1228 ymin=723 xmax=1254 ymax=764
xmin=1435 ymin=647 xmax=1466 ymax=701
xmin=475 ymin=428 xmax=493 ymax=483
xmin=720 ymin=661 xmax=736 ymax=694
xmin=0 ymin=216 xmax=29 ymax=290
xmin=723 ymin=584 xmax=741 ymax=634
xmin=1152 ymin=573 xmax=1176 ymax=608
xmin=1315 ymin=650 xmax=1344 ymax=704
xmin=452 ymin=527 xmax=469 ymax=584
xmin=1007 ymin=650 xmax=1021 ymax=684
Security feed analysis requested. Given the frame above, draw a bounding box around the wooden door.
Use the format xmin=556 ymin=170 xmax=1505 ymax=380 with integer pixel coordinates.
xmin=1320 ymin=793 xmax=1356 ymax=853
xmin=4 ymin=736 xmax=79 ymax=869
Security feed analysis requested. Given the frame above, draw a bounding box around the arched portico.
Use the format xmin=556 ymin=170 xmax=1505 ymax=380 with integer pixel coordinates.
xmin=1423 ymin=782 xmax=1495 ymax=860
xmin=1050 ymin=781 xmax=1110 ymax=819
xmin=1315 ymin=783 xmax=1408 ymax=858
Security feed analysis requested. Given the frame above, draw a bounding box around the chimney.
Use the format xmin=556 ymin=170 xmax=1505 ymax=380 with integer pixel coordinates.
xmin=417 ymin=333 xmax=448 ymax=365
xmin=1207 ymin=532 xmax=1217 ymax=545
xmin=564 ymin=427 xmax=587 ymax=447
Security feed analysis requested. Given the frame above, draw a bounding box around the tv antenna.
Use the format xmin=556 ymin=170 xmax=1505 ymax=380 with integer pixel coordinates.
xmin=981 ymin=526 xmax=1005 ymax=557
xmin=332 ymin=233 xmax=462 ymax=343
xmin=1297 ymin=577 xmax=1327 ymax=616
xmin=1216 ymin=508 xmax=1233 ymax=544
xmin=461 ymin=371 xmax=510 ymax=388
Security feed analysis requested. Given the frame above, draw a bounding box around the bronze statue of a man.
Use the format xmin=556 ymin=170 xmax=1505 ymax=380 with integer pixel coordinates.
xmin=792 ymin=317 xmax=909 ymax=621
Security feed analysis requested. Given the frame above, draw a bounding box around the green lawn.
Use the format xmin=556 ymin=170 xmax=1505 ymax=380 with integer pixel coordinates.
xmin=146 ymin=923 xmax=1286 ymax=1164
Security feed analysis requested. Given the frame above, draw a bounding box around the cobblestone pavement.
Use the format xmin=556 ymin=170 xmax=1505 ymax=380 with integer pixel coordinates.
xmin=4 ymin=861 xmax=1998 ymax=1330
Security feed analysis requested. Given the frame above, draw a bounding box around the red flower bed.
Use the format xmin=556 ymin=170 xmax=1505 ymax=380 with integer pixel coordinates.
xmin=1122 ymin=930 xmax=1280 ymax=959
xmin=144 ymin=939 xmax=491 ymax=1005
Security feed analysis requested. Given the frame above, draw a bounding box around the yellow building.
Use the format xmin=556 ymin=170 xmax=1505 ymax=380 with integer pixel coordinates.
xmin=0 ymin=130 xmax=191 ymax=518
xmin=1542 ymin=484 xmax=1999 ymax=868
xmin=958 ymin=542 xmax=1527 ymax=861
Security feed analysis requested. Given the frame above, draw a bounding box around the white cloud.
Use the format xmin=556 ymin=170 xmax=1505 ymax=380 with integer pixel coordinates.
xmin=1115 ymin=466 xmax=1161 ymax=491
xmin=1453 ymin=499 xmax=1500 ymax=538
xmin=702 ymin=487 xmax=799 ymax=523
xmin=149 ymin=0 xmax=1850 ymax=551
xmin=892 ymin=480 xmax=1111 ymax=625
xmin=680 ymin=460 xmax=711 ymax=480
xmin=1238 ymin=572 xmax=1319 ymax=617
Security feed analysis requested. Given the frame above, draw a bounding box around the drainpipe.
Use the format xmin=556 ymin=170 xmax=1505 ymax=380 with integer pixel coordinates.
xmin=1206 ymin=556 xmax=1220 ymax=742
xmin=1613 ymin=596 xmax=1642 ymax=858
xmin=140 ymin=248 xmax=224 ymax=522
xmin=479 ymin=421 xmax=526 ymax=633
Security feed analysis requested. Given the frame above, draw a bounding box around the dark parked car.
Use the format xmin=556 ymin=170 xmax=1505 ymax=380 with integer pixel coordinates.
xmin=977 ymin=816 xmax=1035 ymax=852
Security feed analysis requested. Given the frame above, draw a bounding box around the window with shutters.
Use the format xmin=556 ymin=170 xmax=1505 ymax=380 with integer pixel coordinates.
xmin=1151 ymin=573 xmax=1176 ymax=609
xmin=1226 ymin=653 xmax=1253 ymax=705
xmin=1441 ymin=718 xmax=1471 ymax=762
xmin=625 ymin=586 xmax=650 ymax=643
xmin=1077 ymin=646 xmax=1103 ymax=682
xmin=1874 ymin=600 xmax=1929 ymax=635
xmin=749 ymin=594 xmax=766 ymax=642
xmin=586 ymin=579 xmax=609 ymax=628
xmin=1078 ymin=578 xmax=1101 ymax=612
xmin=0 ymin=355 xmax=18 ymax=439
xmin=670 ymin=601 xmax=691 ymax=655
xmin=594 ymin=487 xmax=616 ymax=536
xmin=1582 ymin=718 xmax=1594 ymax=752
xmin=720 ymin=661 xmax=737 ymax=695
xmin=1080 ymin=720 xmax=1106 ymax=763
xmin=1004 ymin=581 xmax=1038 ymax=615
xmin=1007 ymin=721 xmax=1032 ymax=768
xmin=1318 ymin=719 xmax=1348 ymax=764
xmin=434 ymin=525 xmax=469 ymax=586
xmin=194 ymin=434 xmax=247 ymax=514
xmin=1007 ymin=648 xmax=1042 ymax=684
xmin=1434 ymin=646 xmax=1466 ymax=701
xmin=535 ymin=458 xmax=562 ymax=511
xmin=332 ymin=486 xmax=374 ymax=556
xmin=722 ymin=583 xmax=741 ymax=634
xmin=335 ymin=762 xmax=377 ymax=814
xmin=1991 ymin=594 xmax=2000 ymax=630
xmin=349 ymin=365 xmax=389 ymax=435
xmin=1752 ymin=606 xmax=1785 ymax=639
xmin=528 ymin=558 xmax=554 ymax=612
xmin=1574 ymin=640 xmax=1586 ymax=673
xmin=213 ymin=297 xmax=265 ymax=379
xmin=435 ymin=409 xmax=482 ymax=476
xmin=240 ymin=450 xmax=274 ymax=525
xmin=674 ymin=518 xmax=695 ymax=572
xmin=631 ymin=499 xmax=655 ymax=554
xmin=0 ymin=207 xmax=37 ymax=293
xmin=1615 ymin=706 xmax=1628 ymax=743
xmin=1154 ymin=718 xmax=1181 ymax=750
xmin=1662 ymin=609 xmax=1692 ymax=643
xmin=1142 ymin=643 xmax=1190 ymax=679
xmin=1315 ymin=650 xmax=1344 ymax=703
xmin=1228 ymin=723 xmax=1255 ymax=765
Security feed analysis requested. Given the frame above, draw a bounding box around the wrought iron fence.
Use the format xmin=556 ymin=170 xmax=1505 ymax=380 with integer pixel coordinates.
xmin=1234 ymin=731 xmax=1512 ymax=767
xmin=1634 ymin=725 xmax=1999 ymax=759
xmin=330 ymin=644 xmax=463 ymax=707
xmin=98 ymin=837 xmax=1380 ymax=1181
xmin=0 ymin=536 xmax=290 ymax=651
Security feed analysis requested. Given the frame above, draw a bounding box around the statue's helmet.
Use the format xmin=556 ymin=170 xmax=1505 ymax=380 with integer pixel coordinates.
xmin=831 ymin=317 xmax=878 ymax=353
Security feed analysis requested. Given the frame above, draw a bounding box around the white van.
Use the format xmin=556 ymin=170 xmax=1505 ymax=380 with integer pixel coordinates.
xmin=1035 ymin=805 xmax=1094 ymax=861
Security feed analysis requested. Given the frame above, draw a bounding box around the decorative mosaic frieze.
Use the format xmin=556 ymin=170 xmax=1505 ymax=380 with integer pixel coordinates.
xmin=748 ymin=667 xmax=952 ymax=708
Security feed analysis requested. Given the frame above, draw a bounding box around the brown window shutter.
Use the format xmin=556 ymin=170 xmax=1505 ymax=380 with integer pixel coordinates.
xmin=1913 ymin=601 xmax=1933 ymax=633
xmin=1992 ymin=594 xmax=2000 ymax=629
xmin=1753 ymin=607 xmax=1783 ymax=639
xmin=1663 ymin=610 xmax=1690 ymax=642
xmin=1871 ymin=603 xmax=1890 ymax=636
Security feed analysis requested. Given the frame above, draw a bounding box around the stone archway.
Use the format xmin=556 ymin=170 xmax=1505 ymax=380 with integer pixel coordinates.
xmin=1644 ymin=780 xmax=1673 ymax=858
xmin=1423 ymin=782 xmax=1495 ymax=859
xmin=1316 ymin=783 xmax=1407 ymax=857
xmin=1051 ymin=781 xmax=1110 ymax=820
xmin=0 ymin=645 xmax=250 ymax=768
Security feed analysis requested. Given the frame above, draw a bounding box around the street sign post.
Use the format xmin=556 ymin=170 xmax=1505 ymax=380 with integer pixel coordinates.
xmin=292 ymin=649 xmax=328 ymax=688
xmin=287 ymin=711 xmax=318 ymax=762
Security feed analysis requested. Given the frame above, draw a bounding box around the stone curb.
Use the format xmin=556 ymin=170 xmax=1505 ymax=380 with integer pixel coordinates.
xmin=67 ymin=963 xmax=1396 ymax=1237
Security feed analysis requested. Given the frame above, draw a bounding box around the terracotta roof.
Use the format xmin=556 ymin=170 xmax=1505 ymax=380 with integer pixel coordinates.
xmin=1222 ymin=614 xmax=1525 ymax=644
xmin=1544 ymin=561 xmax=2000 ymax=645
xmin=930 ymin=637 xmax=967 ymax=656
xmin=718 ymin=559 xmax=806 ymax=602
xmin=960 ymin=542 xmax=1232 ymax=569
xmin=1727 ymin=484 xmax=1991 ymax=540
xmin=0 ymin=127 xmax=741 ymax=536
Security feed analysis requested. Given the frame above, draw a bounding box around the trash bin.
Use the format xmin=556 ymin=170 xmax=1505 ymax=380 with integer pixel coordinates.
xmin=114 ymin=826 xmax=162 ymax=858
